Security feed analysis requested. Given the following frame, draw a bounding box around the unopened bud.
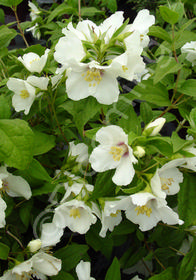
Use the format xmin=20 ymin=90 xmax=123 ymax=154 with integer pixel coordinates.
xmin=27 ymin=239 xmax=42 ymax=253
xmin=143 ymin=117 xmax=166 ymax=136
xmin=133 ymin=146 xmax=145 ymax=158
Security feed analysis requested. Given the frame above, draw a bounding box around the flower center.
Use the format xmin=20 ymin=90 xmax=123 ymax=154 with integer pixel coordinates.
xmin=110 ymin=143 xmax=129 ymax=161
xmin=82 ymin=68 xmax=102 ymax=87
xmin=135 ymin=205 xmax=152 ymax=217
xmin=69 ymin=207 xmax=81 ymax=219
xmin=29 ymin=58 xmax=39 ymax=64
xmin=122 ymin=65 xmax=128 ymax=72
xmin=110 ymin=210 xmax=120 ymax=217
xmin=20 ymin=90 xmax=30 ymax=99
xmin=160 ymin=177 xmax=174 ymax=192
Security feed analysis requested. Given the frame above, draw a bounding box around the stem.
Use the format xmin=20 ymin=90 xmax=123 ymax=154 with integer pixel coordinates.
xmin=142 ymin=162 xmax=159 ymax=173
xmin=78 ymin=0 xmax=81 ymax=21
xmin=6 ymin=230 xmax=25 ymax=250
xmin=142 ymin=258 xmax=153 ymax=276
xmin=48 ymin=94 xmax=69 ymax=145
xmin=169 ymin=246 xmax=186 ymax=256
xmin=13 ymin=6 xmax=29 ymax=48
xmin=176 ymin=118 xmax=187 ymax=133
xmin=172 ymin=24 xmax=178 ymax=63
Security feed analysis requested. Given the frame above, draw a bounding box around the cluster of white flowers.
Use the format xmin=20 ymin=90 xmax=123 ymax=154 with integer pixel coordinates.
xmin=27 ymin=1 xmax=41 ymax=39
xmin=54 ymin=9 xmax=155 ymax=104
xmin=40 ymin=119 xmax=192 ymax=244
xmin=0 ymin=239 xmax=61 ymax=280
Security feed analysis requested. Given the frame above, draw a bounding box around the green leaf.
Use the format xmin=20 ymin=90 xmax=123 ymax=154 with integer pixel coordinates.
xmin=148 ymin=26 xmax=172 ymax=43
xmin=22 ymin=159 xmax=52 ymax=182
xmin=189 ymin=107 xmax=196 ymax=129
xmin=0 ymin=8 xmax=5 ymax=23
xmin=0 ymin=95 xmax=11 ymax=119
xmin=101 ymin=0 xmax=117 ymax=12
xmin=178 ymin=173 xmax=196 ymax=227
xmin=81 ymin=7 xmax=103 ymax=17
xmin=51 ymin=271 xmax=74 ymax=280
xmin=84 ymin=127 xmax=100 ymax=139
xmin=32 ymin=182 xmax=61 ymax=196
xmin=61 ymin=97 xmax=102 ymax=135
xmin=0 ymin=119 xmax=34 ymax=169
xmin=33 ymin=130 xmax=56 ymax=156
xmin=140 ymin=102 xmax=153 ymax=125
xmin=0 ymin=0 xmax=23 ymax=7
xmin=159 ymin=6 xmax=179 ymax=24
xmin=110 ymin=220 xmax=136 ymax=236
xmin=131 ymin=79 xmax=171 ymax=107
xmin=54 ymin=244 xmax=89 ymax=272
xmin=0 ymin=26 xmax=17 ymax=49
xmin=47 ymin=3 xmax=75 ymax=23
xmin=0 ymin=242 xmax=10 ymax=260
xmin=105 ymin=257 xmax=121 ymax=280
xmin=146 ymin=137 xmax=173 ymax=157
xmin=154 ymin=56 xmax=182 ymax=84
xmin=85 ymin=223 xmax=113 ymax=259
xmin=19 ymin=200 xmax=33 ymax=228
xmin=171 ymin=2 xmax=184 ymax=21
xmin=149 ymin=267 xmax=175 ymax=279
xmin=178 ymin=238 xmax=196 ymax=280
xmin=178 ymin=79 xmax=196 ymax=98
xmin=118 ymin=104 xmax=141 ymax=135
xmin=92 ymin=170 xmax=115 ymax=199
xmin=171 ymin=131 xmax=188 ymax=153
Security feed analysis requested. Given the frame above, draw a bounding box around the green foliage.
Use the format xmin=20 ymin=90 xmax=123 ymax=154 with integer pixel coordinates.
xmin=0 ymin=119 xmax=34 ymax=169
xmin=0 ymin=243 xmax=10 ymax=260
xmin=0 ymin=26 xmax=17 ymax=49
xmin=105 ymin=257 xmax=121 ymax=280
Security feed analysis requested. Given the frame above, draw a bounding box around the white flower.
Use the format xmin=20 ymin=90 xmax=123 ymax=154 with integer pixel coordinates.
xmin=182 ymin=146 xmax=196 ymax=171
xmin=66 ymin=60 xmax=120 ymax=105
xmin=27 ymin=239 xmax=42 ymax=253
xmin=99 ymin=199 xmax=123 ymax=238
xmin=53 ymin=199 xmax=97 ymax=234
xmin=0 ymin=196 xmax=6 ymax=228
xmin=89 ymin=125 xmax=138 ymax=186
xmin=181 ymin=41 xmax=196 ymax=66
xmin=61 ymin=182 xmax=94 ymax=203
xmin=28 ymin=1 xmax=40 ymax=21
xmin=76 ymin=260 xmax=95 ymax=280
xmin=7 ymin=78 xmax=36 ymax=115
xmin=7 ymin=76 xmax=48 ymax=114
xmin=151 ymin=162 xmax=183 ymax=198
xmin=18 ymin=49 xmax=50 ymax=73
xmin=131 ymin=276 xmax=142 ymax=280
xmin=0 ymin=251 xmax=61 ymax=280
xmin=69 ymin=142 xmax=89 ymax=164
xmin=143 ymin=117 xmax=166 ymax=136
xmin=26 ymin=23 xmax=41 ymax=40
xmin=125 ymin=192 xmax=183 ymax=231
xmin=0 ymin=166 xmax=31 ymax=200
xmin=127 ymin=9 xmax=155 ymax=48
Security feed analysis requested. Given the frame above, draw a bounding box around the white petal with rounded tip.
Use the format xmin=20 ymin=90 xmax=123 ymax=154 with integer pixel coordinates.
xmin=131 ymin=9 xmax=155 ymax=35
xmin=41 ymin=223 xmax=63 ymax=247
xmin=112 ymin=154 xmax=136 ymax=186
xmin=32 ymin=252 xmax=62 ymax=276
xmin=76 ymin=260 xmax=91 ymax=280
xmin=96 ymin=125 xmax=128 ymax=146
xmin=27 ymin=76 xmax=49 ymax=90
xmin=12 ymin=259 xmax=33 ymax=275
xmin=150 ymin=169 xmax=166 ymax=199
xmin=0 ymin=197 xmax=6 ymax=228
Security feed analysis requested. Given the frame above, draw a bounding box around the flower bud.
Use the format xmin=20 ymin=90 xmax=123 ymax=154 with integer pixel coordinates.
xmin=27 ymin=239 xmax=42 ymax=253
xmin=143 ymin=117 xmax=166 ymax=136
xmin=133 ymin=146 xmax=145 ymax=158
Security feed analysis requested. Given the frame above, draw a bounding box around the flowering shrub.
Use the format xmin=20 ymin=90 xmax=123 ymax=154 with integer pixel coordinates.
xmin=0 ymin=0 xmax=196 ymax=279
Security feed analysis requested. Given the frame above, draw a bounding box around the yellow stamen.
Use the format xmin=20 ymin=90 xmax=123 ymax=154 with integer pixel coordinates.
xmin=20 ymin=90 xmax=29 ymax=99
xmin=122 ymin=65 xmax=128 ymax=72
xmin=110 ymin=210 xmax=120 ymax=217
xmin=110 ymin=144 xmax=128 ymax=161
xmin=135 ymin=205 xmax=152 ymax=217
xmin=69 ymin=207 xmax=81 ymax=219
xmin=160 ymin=177 xmax=174 ymax=192
xmin=82 ymin=68 xmax=102 ymax=87
xmin=29 ymin=58 xmax=39 ymax=64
